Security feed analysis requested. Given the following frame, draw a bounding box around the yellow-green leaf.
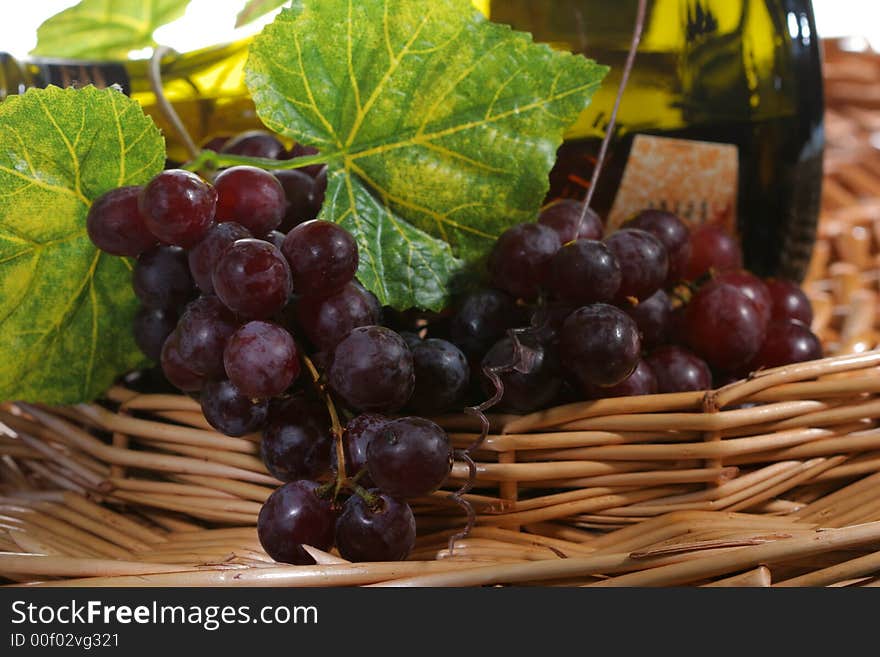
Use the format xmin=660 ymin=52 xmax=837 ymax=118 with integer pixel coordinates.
xmin=31 ymin=0 xmax=191 ymax=60
xmin=0 ymin=86 xmax=165 ymax=404
xmin=246 ymin=0 xmax=607 ymax=311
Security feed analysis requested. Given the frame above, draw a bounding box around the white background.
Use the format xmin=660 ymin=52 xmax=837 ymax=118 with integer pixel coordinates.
xmin=0 ymin=0 xmax=878 ymax=58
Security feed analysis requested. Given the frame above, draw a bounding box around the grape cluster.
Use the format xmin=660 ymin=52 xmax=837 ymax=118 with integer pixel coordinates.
xmin=87 ymin=131 xmax=460 ymax=564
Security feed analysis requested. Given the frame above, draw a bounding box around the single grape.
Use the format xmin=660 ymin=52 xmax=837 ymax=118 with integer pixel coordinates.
xmin=261 ymin=395 xmax=331 ymax=481
xmin=265 ymin=230 xmax=287 ymax=250
xmin=646 ymin=345 xmax=712 ymax=393
xmin=488 ymin=223 xmax=561 ymax=300
xmin=715 ymin=270 xmax=772 ymax=329
xmin=176 ymin=296 xmax=238 ymax=378
xmin=683 ymin=281 xmax=766 ymax=372
xmin=257 ymin=480 xmax=336 ymax=565
xmin=187 ymin=222 xmax=252 ymax=294
xmin=213 ymin=166 xmax=286 ymax=237
xmin=328 ymin=326 xmax=414 ymax=412
xmin=224 ymin=321 xmax=300 ymax=399
xmin=331 ymin=414 xmax=388 ymax=484
xmin=538 ymin=199 xmax=603 ymax=243
xmin=200 ymin=379 xmax=268 ymax=437
xmin=366 ymin=417 xmax=452 ymax=499
xmin=604 ymin=228 xmax=669 ymax=302
xmin=159 ymin=331 xmax=204 ymax=392
xmin=281 ymin=220 xmax=358 ymax=297
xmin=685 ymin=224 xmax=743 ymax=280
xmin=221 ymin=130 xmax=285 ymax=159
xmin=212 ymin=239 xmax=292 ymax=319
xmin=481 ymin=336 xmax=562 ymax=413
xmin=449 ymin=289 xmax=523 ymax=357
xmin=408 ymin=339 xmax=470 ymax=415
xmin=133 ymin=307 xmax=177 ymax=361
xmin=582 ymin=359 xmax=657 ymax=399
xmin=273 ymin=170 xmax=319 ymax=232
xmin=294 ymin=282 xmax=381 ymax=352
xmin=559 ymin=304 xmax=641 ymax=387
xmin=139 ymin=170 xmax=216 ymax=248
xmin=746 ymin=319 xmax=822 ymax=371
xmin=86 ymin=186 xmax=156 ymax=256
xmin=623 ymin=209 xmax=691 ymax=285
xmin=765 ymin=278 xmax=813 ymax=325
xmin=547 ymin=239 xmax=621 ymax=305
xmin=335 ymin=492 xmax=416 ymax=562
xmin=132 ymin=246 xmax=195 ymax=311
xmin=623 ymin=289 xmax=672 ymax=350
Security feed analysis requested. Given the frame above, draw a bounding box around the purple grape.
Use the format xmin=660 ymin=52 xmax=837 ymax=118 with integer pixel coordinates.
xmin=547 ymin=239 xmax=621 ymax=305
xmin=294 ymin=282 xmax=381 ymax=352
xmin=559 ymin=304 xmax=641 ymax=387
xmin=582 ymin=359 xmax=657 ymax=399
xmin=273 ymin=169 xmax=319 ymax=232
xmin=86 ymin=186 xmax=156 ymax=256
xmin=214 ymin=166 xmax=286 ymax=237
xmin=139 ymin=170 xmax=216 ymax=248
xmin=646 ymin=345 xmax=712 ymax=393
xmin=488 ymin=223 xmax=561 ymax=300
xmin=746 ymin=319 xmax=822 ymax=372
xmin=188 ymin=222 xmax=252 ymax=294
xmin=132 ymin=246 xmax=195 ymax=311
xmin=450 ymin=289 xmax=522 ymax=357
xmin=212 ymin=238 xmax=292 ymax=319
xmin=623 ymin=209 xmax=691 ymax=285
xmin=481 ymin=336 xmax=562 ymax=413
xmin=366 ymin=417 xmax=452 ymax=499
xmin=409 ymin=339 xmax=470 ymax=415
xmin=159 ymin=331 xmax=203 ymax=392
xmin=622 ymin=289 xmax=672 ymax=350
xmin=224 ymin=321 xmax=300 ymax=399
xmin=715 ymin=270 xmax=772 ymax=330
xmin=765 ymin=278 xmax=813 ymax=326
xmin=281 ymin=220 xmax=358 ymax=298
xmin=335 ymin=492 xmax=416 ymax=562
xmin=221 ymin=131 xmax=285 ymax=159
xmin=133 ymin=307 xmax=177 ymax=361
xmin=200 ymin=379 xmax=268 ymax=437
xmin=176 ymin=296 xmax=238 ymax=378
xmin=685 ymin=224 xmax=742 ymax=280
xmin=332 ymin=413 xmax=388 ymax=484
xmin=257 ymin=480 xmax=336 ymax=565
xmin=261 ymin=395 xmax=332 ymax=482
xmin=604 ymin=228 xmax=669 ymax=302
xmin=539 ymin=199 xmax=603 ymax=243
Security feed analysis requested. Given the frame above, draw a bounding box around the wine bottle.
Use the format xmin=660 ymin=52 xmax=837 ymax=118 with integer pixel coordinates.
xmin=486 ymin=0 xmax=824 ymax=281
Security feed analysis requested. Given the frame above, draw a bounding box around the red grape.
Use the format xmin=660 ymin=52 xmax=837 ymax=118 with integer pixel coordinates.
xmin=159 ymin=331 xmax=204 ymax=392
xmin=273 ymin=169 xmax=319 ymax=232
xmin=257 ymin=480 xmax=336 ymax=565
xmin=187 ymin=222 xmax=252 ymax=294
xmin=488 ymin=223 xmax=561 ymax=300
xmin=480 ymin=336 xmax=562 ymax=413
xmin=332 ymin=413 xmax=388 ymax=484
xmin=139 ymin=170 xmax=216 ymax=248
xmin=559 ymin=304 xmax=641 ymax=387
xmin=200 ymin=379 xmax=268 ymax=437
xmin=212 ymin=239 xmax=292 ymax=319
xmin=765 ymin=278 xmax=813 ymax=325
xmin=176 ymin=296 xmax=238 ymax=378
xmin=366 ymin=417 xmax=452 ymax=499
xmin=214 ymin=166 xmax=286 ymax=237
xmin=685 ymin=224 xmax=742 ymax=280
xmin=622 ymin=289 xmax=672 ymax=350
xmin=281 ymin=220 xmax=358 ymax=298
xmin=224 ymin=321 xmax=300 ymax=398
xmin=539 ymin=199 xmax=603 ymax=243
xmin=221 ymin=130 xmax=285 ymax=159
xmin=261 ymin=395 xmax=332 ymax=481
xmin=715 ymin=269 xmax=772 ymax=329
xmin=335 ymin=492 xmax=416 ymax=562
xmin=623 ymin=209 xmax=691 ymax=285
xmin=294 ymin=281 xmax=381 ymax=352
xmin=746 ymin=319 xmax=822 ymax=371
xmin=604 ymin=228 xmax=668 ymax=302
xmin=582 ymin=359 xmax=657 ymax=399
xmin=133 ymin=307 xmax=177 ymax=361
xmin=547 ymin=239 xmax=621 ymax=305
xmin=646 ymin=345 xmax=712 ymax=393
xmin=87 ymin=186 xmax=156 ymax=256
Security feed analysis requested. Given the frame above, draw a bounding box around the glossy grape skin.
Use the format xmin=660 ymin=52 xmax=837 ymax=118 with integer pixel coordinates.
xmin=133 ymin=307 xmax=177 ymax=361
xmin=261 ymin=395 xmax=332 ymax=481
xmin=221 ymin=130 xmax=285 ymax=159
xmin=746 ymin=319 xmax=822 ymax=372
xmin=139 ymin=170 xmax=217 ymax=248
xmin=604 ymin=228 xmax=669 ymax=302
xmin=200 ymin=379 xmax=268 ymax=437
xmin=480 ymin=337 xmax=562 ymax=413
xmin=488 ymin=223 xmax=561 ymax=300
xmin=86 ymin=186 xmax=157 ymax=256
xmin=133 ymin=246 xmax=196 ymax=311
xmin=366 ymin=417 xmax=452 ymax=499
xmin=547 ymin=240 xmax=621 ymax=305
xmin=257 ymin=480 xmax=336 ymax=565
xmin=332 ymin=414 xmax=388 ymax=484
xmin=559 ymin=304 xmax=641 ymax=387
xmin=582 ymin=359 xmax=657 ymax=399
xmin=449 ymin=289 xmax=523 ymax=357
xmin=187 ymin=222 xmax=252 ymax=294
xmin=646 ymin=345 xmax=712 ymax=393
xmin=765 ymin=278 xmax=813 ymax=325
xmin=335 ymin=492 xmax=416 ymax=562
xmin=265 ymin=230 xmax=287 ymax=250
xmin=212 ymin=239 xmax=292 ymax=319
xmin=328 ymin=326 xmax=414 ymax=413
xmin=294 ymin=282 xmax=381 ymax=352
xmin=715 ymin=270 xmax=772 ymax=329
xmin=159 ymin=331 xmax=204 ymax=392
xmin=281 ymin=220 xmax=359 ymax=298
xmin=213 ymin=166 xmax=286 ymax=237
xmin=623 ymin=289 xmax=672 ymax=350
xmin=176 ymin=296 xmax=238 ymax=378
xmin=224 ymin=321 xmax=300 ymax=399
xmin=539 ymin=199 xmax=603 ymax=243
xmin=685 ymin=224 xmax=743 ymax=280
xmin=273 ymin=170 xmax=319 ymax=232
xmin=683 ymin=282 xmax=766 ymax=372
xmin=408 ymin=339 xmax=470 ymax=415
xmin=623 ymin=209 xmax=691 ymax=285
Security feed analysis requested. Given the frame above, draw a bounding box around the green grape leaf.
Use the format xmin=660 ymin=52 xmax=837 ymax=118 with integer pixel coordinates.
xmin=235 ymin=0 xmax=292 ymax=28
xmin=31 ymin=0 xmax=191 ymax=60
xmin=0 ymin=86 xmax=165 ymax=404
xmin=246 ymin=0 xmax=607 ymax=311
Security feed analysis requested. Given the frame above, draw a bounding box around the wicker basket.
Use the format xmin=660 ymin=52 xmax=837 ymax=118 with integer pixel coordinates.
xmin=2 ymin=39 xmax=880 ymax=587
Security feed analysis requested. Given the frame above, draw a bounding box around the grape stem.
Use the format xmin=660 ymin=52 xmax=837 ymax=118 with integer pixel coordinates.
xmin=301 ymin=353 xmax=348 ymax=496
xmin=148 ymin=46 xmax=200 ymax=162
xmin=182 ymin=149 xmax=333 ymax=174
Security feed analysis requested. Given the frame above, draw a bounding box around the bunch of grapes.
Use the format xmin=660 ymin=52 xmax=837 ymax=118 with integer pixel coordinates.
xmin=87 ymin=131 xmax=459 ymax=564
xmin=87 ymin=128 xmax=823 ymax=565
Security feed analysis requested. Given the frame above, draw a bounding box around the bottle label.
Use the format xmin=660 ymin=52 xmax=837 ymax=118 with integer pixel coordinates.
xmin=606 ymin=135 xmax=738 ymax=233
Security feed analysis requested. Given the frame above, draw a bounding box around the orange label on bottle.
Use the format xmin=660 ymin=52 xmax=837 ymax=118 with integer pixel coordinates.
xmin=606 ymin=135 xmax=738 ymax=233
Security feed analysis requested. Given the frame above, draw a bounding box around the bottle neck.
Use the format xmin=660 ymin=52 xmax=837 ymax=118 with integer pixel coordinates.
xmin=0 ymin=52 xmax=131 ymax=100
